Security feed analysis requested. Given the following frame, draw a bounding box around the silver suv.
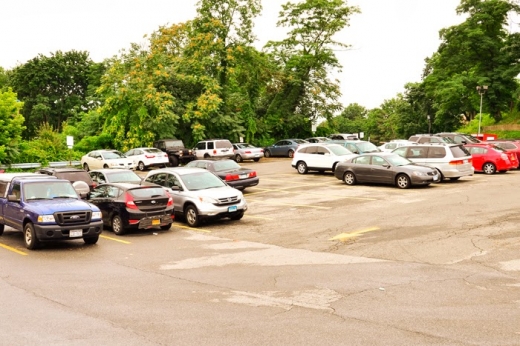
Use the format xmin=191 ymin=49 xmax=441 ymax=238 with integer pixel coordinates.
xmin=142 ymin=167 xmax=247 ymax=227
xmin=392 ymin=143 xmax=474 ymax=180
xmin=194 ymin=139 xmax=234 ymax=159
xmin=408 ymin=134 xmax=454 ymax=144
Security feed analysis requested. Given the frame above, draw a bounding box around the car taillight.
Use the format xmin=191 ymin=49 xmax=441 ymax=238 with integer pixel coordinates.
xmin=225 ymin=174 xmax=240 ymax=181
xmin=260 ymin=149 xmax=264 ymax=153
xmin=501 ymin=153 xmax=508 ymax=160
xmin=165 ymin=191 xmax=173 ymax=207
xmin=245 ymin=150 xmax=252 ymax=154
xmin=125 ymin=193 xmax=139 ymax=210
xmin=449 ymin=160 xmax=464 ymax=165
xmin=145 ymin=154 xmax=155 ymax=158
xmin=249 ymin=171 xmax=257 ymax=178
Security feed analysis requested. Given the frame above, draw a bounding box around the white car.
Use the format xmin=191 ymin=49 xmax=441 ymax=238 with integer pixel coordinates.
xmin=142 ymin=167 xmax=247 ymax=227
xmin=291 ymin=143 xmax=358 ymax=174
xmin=124 ymin=147 xmax=169 ymax=171
xmin=81 ymin=150 xmax=134 ymax=171
xmin=378 ymin=140 xmax=417 ymax=152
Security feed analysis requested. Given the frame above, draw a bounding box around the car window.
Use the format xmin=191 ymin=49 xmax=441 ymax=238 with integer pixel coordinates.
xmin=180 ymin=171 xmax=226 ymax=190
xmin=409 ymin=148 xmax=427 ymax=158
xmin=408 ymin=136 xmax=419 ymax=142
xmin=371 ymin=156 xmax=387 ymax=166
xmin=106 ymin=171 xmax=141 ymax=183
xmin=129 ymin=187 xmax=165 ymax=198
xmin=207 ymin=142 xmax=215 ymax=150
xmin=316 ymin=146 xmax=329 ymax=155
xmin=427 ymin=147 xmax=446 ymax=159
xmin=196 ymin=142 xmax=206 ymax=150
xmin=102 ymin=151 xmax=126 ymax=160
xmin=300 ymin=146 xmax=317 ymax=154
xmin=213 ymin=160 xmax=240 ymax=171
xmin=0 ymin=182 xmax=7 ymax=197
xmin=346 ymin=144 xmax=358 ymax=153
xmin=106 ymin=186 xmax=120 ymax=198
xmin=165 ymin=174 xmax=180 ymax=188
xmin=216 ymin=140 xmax=232 ymax=149
xmin=56 ymin=171 xmax=93 ymax=184
xmin=386 ymin=143 xmax=397 ymax=150
xmin=328 ymin=146 xmax=352 ymax=156
xmin=353 ymin=156 xmax=370 ymax=164
xmin=468 ymin=147 xmax=487 ymax=154
xmin=144 ymin=148 xmax=162 ymax=154
xmin=126 ymin=150 xmax=135 ymax=156
xmin=146 ymin=173 xmax=167 ymax=186
xmin=450 ymin=145 xmax=471 ymax=157
xmin=392 ymin=147 xmax=407 ymax=157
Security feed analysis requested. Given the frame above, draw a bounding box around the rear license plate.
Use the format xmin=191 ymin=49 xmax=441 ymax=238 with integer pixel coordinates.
xmin=228 ymin=206 xmax=238 ymax=212
xmin=464 ymin=159 xmax=468 ymax=163
xmin=70 ymin=230 xmax=82 ymax=237
xmin=239 ymin=174 xmax=247 ymax=179
xmin=152 ymin=219 xmax=160 ymax=225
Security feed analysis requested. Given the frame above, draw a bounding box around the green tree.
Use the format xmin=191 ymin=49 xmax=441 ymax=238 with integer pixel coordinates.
xmin=0 ymin=67 xmax=10 ymax=90
xmin=0 ymin=88 xmax=25 ymax=164
xmin=10 ymin=50 xmax=97 ymax=138
xmin=423 ymin=0 xmax=520 ymax=126
xmin=263 ymin=0 xmax=360 ymax=138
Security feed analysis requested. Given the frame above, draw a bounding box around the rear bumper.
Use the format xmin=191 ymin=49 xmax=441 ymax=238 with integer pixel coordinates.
xmin=227 ymin=177 xmax=259 ymax=190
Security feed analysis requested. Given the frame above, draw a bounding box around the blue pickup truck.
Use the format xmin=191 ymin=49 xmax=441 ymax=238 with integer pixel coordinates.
xmin=0 ymin=173 xmax=103 ymax=249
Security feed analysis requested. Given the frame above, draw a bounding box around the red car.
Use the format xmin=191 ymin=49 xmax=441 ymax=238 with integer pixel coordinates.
xmin=492 ymin=140 xmax=520 ymax=169
xmin=464 ymin=143 xmax=514 ymax=174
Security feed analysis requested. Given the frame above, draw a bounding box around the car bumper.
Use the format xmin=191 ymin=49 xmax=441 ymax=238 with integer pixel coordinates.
xmin=196 ymin=199 xmax=248 ymax=218
xmin=33 ymin=220 xmax=103 ymax=240
xmin=240 ymin=153 xmax=264 ymax=160
xmin=227 ymin=177 xmax=259 ymax=189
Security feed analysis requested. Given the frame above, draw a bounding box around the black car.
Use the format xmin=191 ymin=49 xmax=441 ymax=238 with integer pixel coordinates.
xmin=185 ymin=159 xmax=259 ymax=190
xmin=87 ymin=183 xmax=174 ymax=235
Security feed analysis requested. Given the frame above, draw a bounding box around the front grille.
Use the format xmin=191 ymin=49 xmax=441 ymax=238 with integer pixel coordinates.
xmin=54 ymin=211 xmax=92 ymax=225
xmin=216 ymin=196 xmax=240 ymax=206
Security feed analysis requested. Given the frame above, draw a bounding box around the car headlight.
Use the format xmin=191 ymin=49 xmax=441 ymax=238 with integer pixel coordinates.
xmin=92 ymin=211 xmax=102 ymax=220
xmin=198 ymin=196 xmax=219 ymax=204
xmin=412 ymin=171 xmax=427 ymax=177
xmin=38 ymin=214 xmax=55 ymax=223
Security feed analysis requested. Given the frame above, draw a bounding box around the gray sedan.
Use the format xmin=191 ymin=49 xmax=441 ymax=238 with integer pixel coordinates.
xmin=334 ymin=152 xmax=440 ymax=189
xmin=232 ymin=143 xmax=264 ymax=162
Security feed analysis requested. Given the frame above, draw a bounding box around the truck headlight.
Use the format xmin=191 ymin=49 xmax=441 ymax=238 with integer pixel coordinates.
xmin=92 ymin=211 xmax=102 ymax=219
xmin=38 ymin=215 xmax=55 ymax=223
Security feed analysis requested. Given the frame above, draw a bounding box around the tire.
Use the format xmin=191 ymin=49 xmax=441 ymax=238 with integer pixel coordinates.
xmin=230 ymin=211 xmax=244 ymax=221
xmin=235 ymin=154 xmax=243 ymax=163
xmin=204 ymin=153 xmax=211 ymax=158
xmin=482 ymin=162 xmax=496 ymax=174
xmin=253 ymin=158 xmax=260 ymax=162
xmin=288 ymin=150 xmax=294 ymax=158
xmin=83 ymin=236 xmax=99 ymax=245
xmin=185 ymin=205 xmax=201 ymax=227
xmin=83 ymin=163 xmax=90 ymax=172
xmin=103 ymin=164 xmax=109 ymax=169
xmin=264 ymin=150 xmax=271 ymax=158
xmin=138 ymin=161 xmax=146 ymax=171
xmin=449 ymin=177 xmax=460 ymax=181
xmin=169 ymin=156 xmax=179 ymax=167
xmin=111 ymin=215 xmax=126 ymax=235
xmin=24 ymin=223 xmax=40 ymax=250
xmin=396 ymin=174 xmax=411 ymax=189
xmin=160 ymin=223 xmax=171 ymax=230
xmin=296 ymin=161 xmax=308 ymax=174
xmin=0 ymin=224 xmax=4 ymax=236
xmin=343 ymin=172 xmax=356 ymax=185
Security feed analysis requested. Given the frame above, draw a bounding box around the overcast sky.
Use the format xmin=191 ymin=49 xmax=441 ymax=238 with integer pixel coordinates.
xmin=1 ymin=0 xmax=464 ymax=109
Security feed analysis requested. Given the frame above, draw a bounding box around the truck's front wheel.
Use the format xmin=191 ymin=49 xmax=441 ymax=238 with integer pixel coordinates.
xmin=169 ymin=156 xmax=179 ymax=167
xmin=83 ymin=235 xmax=99 ymax=245
xmin=24 ymin=223 xmax=40 ymax=250
xmin=0 ymin=224 xmax=4 ymax=236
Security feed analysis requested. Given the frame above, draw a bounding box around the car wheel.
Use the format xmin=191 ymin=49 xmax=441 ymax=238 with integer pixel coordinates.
xmin=296 ymin=161 xmax=308 ymax=174
xmin=83 ymin=236 xmax=99 ymax=245
xmin=83 ymin=163 xmax=90 ymax=171
xmin=449 ymin=177 xmax=460 ymax=181
xmin=24 ymin=223 xmax=40 ymax=250
xmin=235 ymin=154 xmax=243 ymax=163
xmin=343 ymin=172 xmax=356 ymax=185
xmin=185 ymin=205 xmax=201 ymax=227
xmin=482 ymin=162 xmax=496 ymax=174
xmin=264 ymin=150 xmax=271 ymax=158
xmin=103 ymin=164 xmax=109 ymax=169
xmin=160 ymin=223 xmax=171 ymax=230
xmin=253 ymin=158 xmax=260 ymax=162
xmin=288 ymin=150 xmax=294 ymax=158
xmin=230 ymin=211 xmax=244 ymax=221
xmin=111 ymin=215 xmax=126 ymax=235
xmin=138 ymin=161 xmax=146 ymax=171
xmin=204 ymin=153 xmax=211 ymax=159
xmin=0 ymin=224 xmax=4 ymax=236
xmin=169 ymin=156 xmax=179 ymax=167
xmin=396 ymin=174 xmax=411 ymax=189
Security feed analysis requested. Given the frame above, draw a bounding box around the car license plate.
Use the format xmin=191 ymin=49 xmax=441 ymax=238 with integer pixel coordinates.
xmin=228 ymin=206 xmax=238 ymax=212
xmin=464 ymin=159 xmax=468 ymax=163
xmin=152 ymin=219 xmax=160 ymax=225
xmin=70 ymin=229 xmax=82 ymax=237
xmin=239 ymin=174 xmax=247 ymax=179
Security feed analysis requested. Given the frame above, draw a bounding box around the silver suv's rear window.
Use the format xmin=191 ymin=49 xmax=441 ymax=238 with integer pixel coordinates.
xmin=450 ymin=145 xmax=471 ymax=158
xmin=215 ymin=140 xmax=232 ymax=149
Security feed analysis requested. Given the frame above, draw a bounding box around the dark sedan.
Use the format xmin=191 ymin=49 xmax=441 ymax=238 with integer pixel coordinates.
xmin=87 ymin=183 xmax=174 ymax=235
xmin=186 ymin=159 xmax=259 ymax=190
xmin=334 ymin=152 xmax=440 ymax=189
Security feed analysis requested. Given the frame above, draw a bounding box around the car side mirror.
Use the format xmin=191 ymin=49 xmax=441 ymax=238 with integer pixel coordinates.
xmin=7 ymin=194 xmax=19 ymax=202
xmin=383 ymin=164 xmax=390 ymax=169
xmin=169 ymin=185 xmax=181 ymax=191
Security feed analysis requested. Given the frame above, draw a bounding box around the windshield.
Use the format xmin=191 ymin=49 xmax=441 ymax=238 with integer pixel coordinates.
xmin=103 ymin=151 xmax=126 ymax=159
xmin=385 ymin=154 xmax=412 ymax=166
xmin=164 ymin=140 xmax=184 ymax=147
xmin=236 ymin=143 xmax=255 ymax=149
xmin=358 ymin=142 xmax=379 ymax=153
xmin=106 ymin=171 xmax=142 ymax=183
xmin=213 ymin=160 xmax=240 ymax=171
xmin=24 ymin=181 xmax=78 ymax=200
xmin=328 ymin=146 xmax=353 ymax=156
xmin=180 ymin=171 xmax=226 ymax=190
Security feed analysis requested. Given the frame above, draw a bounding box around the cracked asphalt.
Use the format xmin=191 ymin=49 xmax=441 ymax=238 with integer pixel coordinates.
xmin=1 ymin=158 xmax=519 ymax=345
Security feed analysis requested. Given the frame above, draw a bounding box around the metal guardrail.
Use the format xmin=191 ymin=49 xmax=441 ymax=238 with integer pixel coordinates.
xmin=0 ymin=161 xmax=82 ymax=170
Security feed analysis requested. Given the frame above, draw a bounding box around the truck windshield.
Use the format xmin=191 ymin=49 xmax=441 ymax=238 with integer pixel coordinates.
xmin=24 ymin=182 xmax=78 ymax=200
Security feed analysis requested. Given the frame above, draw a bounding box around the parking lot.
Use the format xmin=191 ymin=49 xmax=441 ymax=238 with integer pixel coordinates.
xmin=1 ymin=158 xmax=520 ymax=345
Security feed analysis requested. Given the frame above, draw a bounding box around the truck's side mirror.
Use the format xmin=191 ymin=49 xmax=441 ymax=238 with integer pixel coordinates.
xmin=7 ymin=194 xmax=19 ymax=202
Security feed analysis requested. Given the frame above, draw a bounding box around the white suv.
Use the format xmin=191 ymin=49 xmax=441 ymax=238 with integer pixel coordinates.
xmin=194 ymin=139 xmax=234 ymax=159
xmin=392 ymin=143 xmax=474 ymax=180
xmin=291 ymin=143 xmax=357 ymax=174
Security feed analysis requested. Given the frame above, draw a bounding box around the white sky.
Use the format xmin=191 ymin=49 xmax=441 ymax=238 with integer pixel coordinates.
xmin=1 ymin=0 xmax=464 ymax=109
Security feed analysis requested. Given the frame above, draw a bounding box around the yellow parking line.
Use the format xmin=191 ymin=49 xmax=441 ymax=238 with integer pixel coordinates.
xmin=0 ymin=243 xmax=27 ymax=256
xmin=249 ymin=200 xmax=331 ymax=209
xmin=172 ymin=224 xmax=212 ymax=233
xmin=329 ymin=227 xmax=380 ymax=241
xmin=245 ymin=215 xmax=273 ymax=220
xmin=100 ymin=235 xmax=131 ymax=244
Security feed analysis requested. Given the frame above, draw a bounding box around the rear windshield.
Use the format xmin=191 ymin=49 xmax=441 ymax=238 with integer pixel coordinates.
xmin=450 ymin=145 xmax=471 ymax=157
xmin=106 ymin=171 xmax=142 ymax=183
xmin=216 ymin=140 xmax=232 ymax=149
xmin=143 ymin=148 xmax=163 ymax=154
xmin=56 ymin=171 xmax=92 ymax=183
xmin=129 ymin=187 xmax=165 ymax=198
